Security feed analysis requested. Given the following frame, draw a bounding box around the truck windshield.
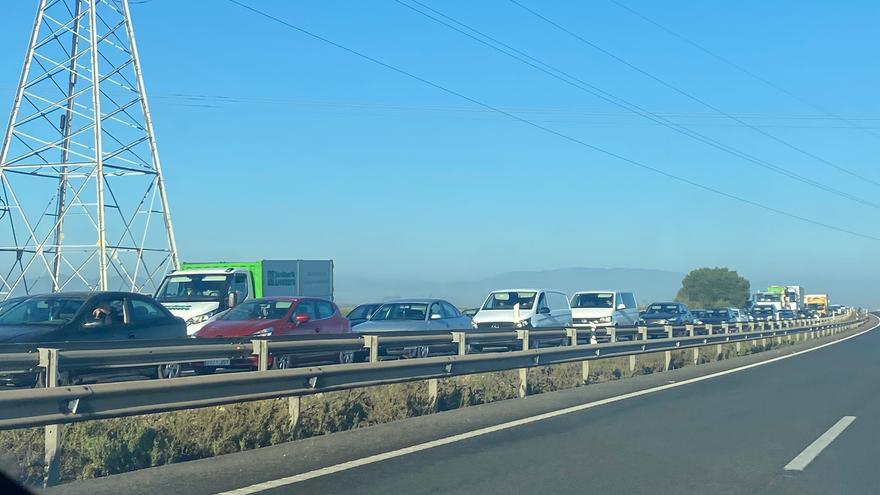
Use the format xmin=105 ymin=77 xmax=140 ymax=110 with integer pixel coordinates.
xmin=482 ymin=292 xmax=537 ymax=310
xmin=571 ymin=293 xmax=614 ymax=309
xmin=0 ymin=297 xmax=85 ymax=325
xmin=156 ymin=274 xmax=231 ymax=302
xmin=755 ymin=293 xmax=781 ymax=302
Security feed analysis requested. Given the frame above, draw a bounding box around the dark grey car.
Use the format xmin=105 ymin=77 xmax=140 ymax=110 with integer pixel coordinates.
xmin=0 ymin=291 xmax=186 ymax=386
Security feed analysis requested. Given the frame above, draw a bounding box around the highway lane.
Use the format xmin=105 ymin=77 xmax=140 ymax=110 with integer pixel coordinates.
xmin=45 ymin=317 xmax=876 ymax=495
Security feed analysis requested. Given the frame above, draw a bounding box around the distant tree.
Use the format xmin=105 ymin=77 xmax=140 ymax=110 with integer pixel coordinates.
xmin=675 ymin=267 xmax=750 ymax=308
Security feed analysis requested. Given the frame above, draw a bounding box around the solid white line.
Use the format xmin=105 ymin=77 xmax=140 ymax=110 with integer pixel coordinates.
xmin=784 ymin=416 xmax=857 ymax=471
xmin=216 ymin=317 xmax=878 ymax=495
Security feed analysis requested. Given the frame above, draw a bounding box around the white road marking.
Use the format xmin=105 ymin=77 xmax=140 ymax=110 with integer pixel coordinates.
xmin=216 ymin=317 xmax=878 ymax=495
xmin=784 ymin=416 xmax=857 ymax=471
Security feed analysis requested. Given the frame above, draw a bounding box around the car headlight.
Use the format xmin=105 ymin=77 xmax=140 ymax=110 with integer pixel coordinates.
xmin=471 ymin=320 xmax=479 ymax=329
xmin=252 ymin=327 xmax=274 ymax=337
xmin=598 ymin=316 xmax=612 ymax=323
xmin=656 ymin=319 xmax=668 ymax=325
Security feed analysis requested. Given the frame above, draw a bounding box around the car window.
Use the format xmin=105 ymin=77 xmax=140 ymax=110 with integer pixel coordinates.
xmin=316 ymin=301 xmax=335 ymax=319
xmin=347 ymin=304 xmax=376 ymax=320
xmin=623 ymin=293 xmax=637 ymax=309
xmin=537 ymin=293 xmax=548 ymax=311
xmin=441 ymin=302 xmax=460 ymax=318
xmin=295 ymin=300 xmax=318 ymax=320
xmin=232 ymin=273 xmax=249 ymax=302
xmin=85 ymin=298 xmax=126 ymax=327
xmin=429 ymin=303 xmax=444 ymax=319
xmin=129 ymin=298 xmax=166 ymax=322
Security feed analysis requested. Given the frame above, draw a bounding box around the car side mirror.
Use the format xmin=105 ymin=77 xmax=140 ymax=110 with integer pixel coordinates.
xmin=616 ymin=303 xmax=626 ymax=310
xmin=227 ymin=292 xmax=238 ymax=308
xmin=430 ymin=313 xmax=443 ymax=320
xmin=538 ymin=306 xmax=550 ymax=314
xmin=294 ymin=314 xmax=310 ymax=325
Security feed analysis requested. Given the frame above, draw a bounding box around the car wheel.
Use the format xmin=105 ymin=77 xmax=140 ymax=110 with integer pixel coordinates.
xmin=156 ymin=363 xmax=181 ymax=379
xmin=273 ymin=355 xmax=292 ymax=369
xmin=338 ymin=351 xmax=354 ymax=364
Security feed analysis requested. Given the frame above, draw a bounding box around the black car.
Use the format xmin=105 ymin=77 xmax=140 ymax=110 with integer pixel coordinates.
xmin=0 ymin=292 xmax=185 ymax=386
xmin=345 ymin=303 xmax=382 ymax=328
xmin=639 ymin=302 xmax=694 ymax=326
xmin=697 ymin=308 xmax=737 ymax=325
xmin=778 ymin=309 xmax=797 ymax=320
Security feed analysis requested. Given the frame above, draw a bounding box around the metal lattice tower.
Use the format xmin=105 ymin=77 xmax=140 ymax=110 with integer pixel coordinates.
xmin=0 ymin=0 xmax=179 ymax=298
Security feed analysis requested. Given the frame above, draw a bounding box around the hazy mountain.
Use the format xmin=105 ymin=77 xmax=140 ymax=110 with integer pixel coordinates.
xmin=335 ymin=267 xmax=685 ymax=308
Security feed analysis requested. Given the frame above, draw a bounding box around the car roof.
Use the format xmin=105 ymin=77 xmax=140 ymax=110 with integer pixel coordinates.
xmin=19 ymin=291 xmax=147 ymax=299
xmin=572 ymin=290 xmax=622 ymax=294
xmin=490 ymin=288 xmax=563 ymax=293
xmin=380 ymin=298 xmax=448 ymax=304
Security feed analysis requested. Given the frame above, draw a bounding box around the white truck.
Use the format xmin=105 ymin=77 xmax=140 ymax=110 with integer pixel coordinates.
xmin=155 ymin=260 xmax=334 ymax=335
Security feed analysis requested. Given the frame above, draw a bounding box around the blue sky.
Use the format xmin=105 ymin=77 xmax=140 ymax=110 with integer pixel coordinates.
xmin=1 ymin=1 xmax=879 ymax=303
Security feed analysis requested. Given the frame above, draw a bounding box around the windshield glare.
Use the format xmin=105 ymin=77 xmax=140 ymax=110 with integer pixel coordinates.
xmin=370 ymin=303 xmax=429 ymax=321
xmin=571 ymin=293 xmax=614 ymax=309
xmin=156 ymin=274 xmax=231 ymax=302
xmin=756 ymin=293 xmax=781 ymax=302
xmin=222 ymin=300 xmax=292 ymax=321
xmin=482 ymin=292 xmax=537 ymax=310
xmin=646 ymin=304 xmax=679 ymax=314
xmin=0 ymin=297 xmax=85 ymax=325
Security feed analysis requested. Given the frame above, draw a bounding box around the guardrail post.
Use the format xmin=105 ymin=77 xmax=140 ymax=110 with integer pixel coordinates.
xmin=517 ymin=330 xmax=529 ymax=398
xmin=638 ymin=325 xmax=647 ymax=341
xmin=706 ymin=324 xmax=714 ymax=336
xmin=427 ymin=378 xmax=439 ymax=412
xmin=252 ymin=339 xmax=270 ymax=371
xmin=38 ymin=348 xmax=61 ymax=487
xmin=686 ymin=324 xmax=695 ymax=337
xmin=736 ymin=322 xmax=743 ymax=333
xmin=721 ymin=322 xmax=729 ymax=334
xmin=363 ymin=335 xmax=380 ymax=363
xmin=288 ymin=396 xmax=302 ymax=433
xmin=629 ymin=354 xmax=637 ymax=373
xmin=451 ymin=332 xmax=467 ymax=356
xmin=664 ymin=325 xmax=673 ymax=339
xmin=609 ymin=326 xmax=618 ymax=343
xmin=566 ymin=328 xmax=590 ymax=384
xmin=664 ymin=350 xmax=672 ymax=371
xmin=693 ymin=346 xmax=699 ymax=365
xmin=565 ymin=328 xmax=578 ymax=346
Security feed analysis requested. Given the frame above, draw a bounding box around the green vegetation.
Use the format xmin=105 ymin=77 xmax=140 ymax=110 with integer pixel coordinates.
xmin=675 ymin=267 xmax=750 ymax=308
xmin=0 ymin=336 xmax=815 ymax=487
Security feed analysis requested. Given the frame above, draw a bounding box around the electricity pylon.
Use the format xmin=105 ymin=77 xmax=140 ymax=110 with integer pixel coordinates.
xmin=0 ymin=0 xmax=179 ymax=298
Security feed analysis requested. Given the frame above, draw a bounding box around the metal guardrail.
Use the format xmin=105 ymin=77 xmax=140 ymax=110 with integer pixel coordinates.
xmin=0 ymin=318 xmax=839 ymax=376
xmin=0 ymin=314 xmax=863 ymax=430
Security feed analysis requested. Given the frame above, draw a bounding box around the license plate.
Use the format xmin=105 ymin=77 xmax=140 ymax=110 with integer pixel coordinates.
xmin=203 ymin=359 xmax=231 ymax=366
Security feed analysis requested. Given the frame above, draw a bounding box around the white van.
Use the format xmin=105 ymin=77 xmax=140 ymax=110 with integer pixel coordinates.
xmin=570 ymin=291 xmax=639 ymax=328
xmin=472 ymin=289 xmax=572 ymax=329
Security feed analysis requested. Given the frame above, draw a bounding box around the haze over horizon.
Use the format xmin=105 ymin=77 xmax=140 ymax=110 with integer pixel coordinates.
xmin=1 ymin=1 xmax=878 ymax=307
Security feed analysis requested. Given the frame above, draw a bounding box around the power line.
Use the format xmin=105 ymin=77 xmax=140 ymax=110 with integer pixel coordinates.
xmin=393 ymin=0 xmax=880 ymax=210
xmin=608 ymin=0 xmax=880 ymax=143
xmin=226 ymin=0 xmax=880 ymax=242
xmin=507 ymin=0 xmax=880 ymax=189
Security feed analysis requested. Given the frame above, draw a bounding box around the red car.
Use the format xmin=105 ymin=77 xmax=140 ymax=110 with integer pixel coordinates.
xmin=193 ymin=297 xmax=351 ymax=372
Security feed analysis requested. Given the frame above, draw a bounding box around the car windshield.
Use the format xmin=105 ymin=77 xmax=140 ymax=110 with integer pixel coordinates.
xmin=221 ymin=300 xmax=293 ymax=321
xmin=752 ymin=307 xmax=773 ymax=314
xmin=0 ymin=297 xmax=26 ymax=316
xmin=482 ymin=292 xmax=537 ymax=310
xmin=692 ymin=310 xmax=706 ymax=318
xmin=370 ymin=303 xmax=429 ymax=321
xmin=705 ymin=309 xmax=729 ymax=317
xmin=156 ymin=274 xmax=231 ymax=302
xmin=645 ymin=304 xmax=679 ymax=314
xmin=347 ymin=304 xmax=379 ymax=320
xmin=0 ymin=296 xmax=85 ymax=325
xmin=571 ymin=293 xmax=614 ymax=309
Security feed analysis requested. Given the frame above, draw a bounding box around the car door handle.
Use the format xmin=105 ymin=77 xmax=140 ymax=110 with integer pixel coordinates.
xmin=315 ymin=327 xmax=321 ymax=333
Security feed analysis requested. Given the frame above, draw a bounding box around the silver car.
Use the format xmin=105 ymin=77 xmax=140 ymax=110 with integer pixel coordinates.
xmin=353 ymin=298 xmax=472 ymax=358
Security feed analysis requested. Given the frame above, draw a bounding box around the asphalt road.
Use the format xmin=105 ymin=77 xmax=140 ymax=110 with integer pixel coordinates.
xmin=46 ymin=316 xmax=878 ymax=495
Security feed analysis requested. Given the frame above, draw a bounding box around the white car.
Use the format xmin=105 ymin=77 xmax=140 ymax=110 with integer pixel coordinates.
xmin=570 ymin=291 xmax=639 ymax=328
xmin=471 ymin=289 xmax=572 ymax=330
